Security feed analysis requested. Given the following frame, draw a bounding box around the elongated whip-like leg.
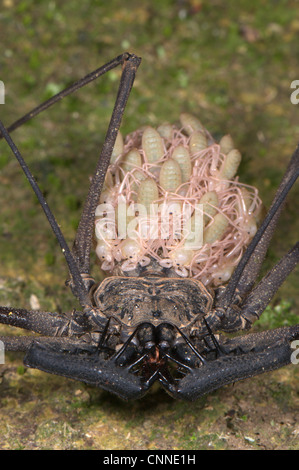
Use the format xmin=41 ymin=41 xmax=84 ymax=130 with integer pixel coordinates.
xmin=239 ymin=242 xmax=299 ymax=325
xmin=0 ymin=53 xmax=141 ymax=305
xmin=72 ymin=54 xmax=141 ymax=278
xmin=0 ymin=119 xmax=90 ymax=308
xmin=0 ymin=305 xmax=87 ymax=337
xmin=0 ymin=53 xmax=132 ymax=138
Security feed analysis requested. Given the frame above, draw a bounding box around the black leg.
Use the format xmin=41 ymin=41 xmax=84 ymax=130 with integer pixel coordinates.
xmin=218 ymin=242 xmax=299 ymax=332
xmin=0 ymin=119 xmax=90 ymax=308
xmin=0 ymin=335 xmax=37 ymax=352
xmin=0 ymin=53 xmax=141 ymax=304
xmin=0 ymin=306 xmax=87 ymax=336
xmin=239 ymin=242 xmax=299 ymax=326
xmin=0 ymin=53 xmax=131 ymax=138
xmin=72 ymin=53 xmax=141 ymax=277
xmin=0 ymin=335 xmax=85 ymax=352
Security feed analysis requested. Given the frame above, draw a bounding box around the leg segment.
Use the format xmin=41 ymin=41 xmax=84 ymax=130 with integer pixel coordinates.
xmin=218 ymin=242 xmax=299 ymax=332
xmin=239 ymin=242 xmax=299 ymax=326
xmin=1 ymin=334 xmax=147 ymax=399
xmin=216 ymin=144 xmax=299 ymax=310
xmin=0 ymin=53 xmax=141 ymax=304
xmin=72 ymin=53 xmax=141 ymax=277
xmin=0 ymin=119 xmax=90 ymax=308
xmin=0 ymin=306 xmax=87 ymax=336
xmin=0 ymin=53 xmax=131 ymax=138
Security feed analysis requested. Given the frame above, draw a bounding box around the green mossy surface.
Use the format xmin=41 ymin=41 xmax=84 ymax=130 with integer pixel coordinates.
xmin=0 ymin=0 xmax=298 ymax=450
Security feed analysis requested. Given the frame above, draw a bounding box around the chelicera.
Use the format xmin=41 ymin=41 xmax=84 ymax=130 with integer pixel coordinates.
xmin=0 ymin=53 xmax=298 ymax=400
